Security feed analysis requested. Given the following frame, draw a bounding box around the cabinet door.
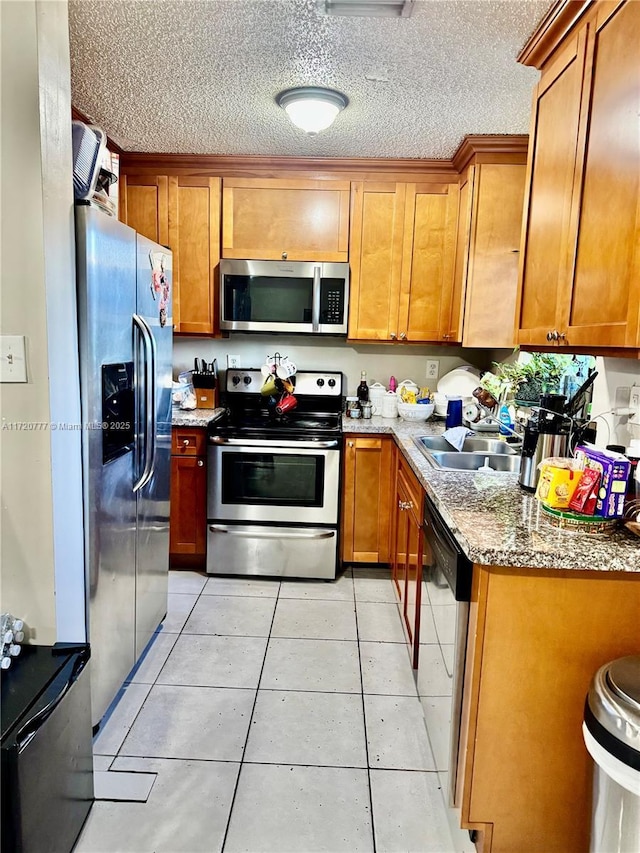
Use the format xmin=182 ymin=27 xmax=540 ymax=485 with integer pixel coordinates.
xmin=348 ymin=182 xmax=405 ymax=341
xmin=392 ymin=457 xmax=424 ymax=670
xmin=451 ymin=167 xmax=474 ymax=344
xmin=341 ymin=436 xmax=393 ymax=563
xmin=516 ymin=29 xmax=589 ymax=346
xmin=169 ymin=454 xmax=206 ymax=556
xmin=121 ymin=175 xmax=169 ymax=245
xmin=222 ymin=178 xmax=350 ymax=261
xmin=399 ymin=183 xmax=459 ymax=343
xmin=462 ymin=164 xmax=527 ymax=348
xmin=168 ymin=176 xmax=221 ymax=335
xmin=563 ymin=1 xmax=640 ymax=348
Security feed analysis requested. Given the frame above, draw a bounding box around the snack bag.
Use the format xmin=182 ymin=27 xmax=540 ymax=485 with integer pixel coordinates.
xmin=568 ymin=468 xmax=601 ymax=515
xmin=535 ymin=460 xmax=581 ymax=509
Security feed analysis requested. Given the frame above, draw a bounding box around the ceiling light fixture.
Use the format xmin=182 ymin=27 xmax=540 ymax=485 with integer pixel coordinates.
xmin=276 ymin=87 xmax=348 ymax=135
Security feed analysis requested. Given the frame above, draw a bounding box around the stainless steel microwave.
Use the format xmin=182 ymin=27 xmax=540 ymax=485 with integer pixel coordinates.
xmin=219 ymin=259 xmax=349 ymax=335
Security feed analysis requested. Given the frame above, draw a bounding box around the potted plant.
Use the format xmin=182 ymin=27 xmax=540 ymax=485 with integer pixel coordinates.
xmin=479 ymin=353 xmax=573 ymax=405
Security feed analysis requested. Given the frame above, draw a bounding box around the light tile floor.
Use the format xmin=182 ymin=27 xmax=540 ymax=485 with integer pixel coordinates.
xmin=76 ymin=568 xmax=475 ymax=853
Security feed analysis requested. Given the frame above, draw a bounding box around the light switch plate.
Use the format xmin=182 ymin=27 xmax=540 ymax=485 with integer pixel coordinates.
xmin=630 ymin=385 xmax=640 ymax=422
xmin=1 ymin=336 xmax=27 ymax=382
xmin=227 ymin=355 xmax=241 ymax=369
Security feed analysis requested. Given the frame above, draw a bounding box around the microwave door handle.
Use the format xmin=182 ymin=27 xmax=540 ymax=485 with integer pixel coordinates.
xmin=312 ymin=266 xmax=321 ymax=331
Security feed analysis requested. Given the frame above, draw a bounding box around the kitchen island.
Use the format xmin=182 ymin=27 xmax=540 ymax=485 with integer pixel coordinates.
xmin=344 ymin=414 xmax=639 ymax=853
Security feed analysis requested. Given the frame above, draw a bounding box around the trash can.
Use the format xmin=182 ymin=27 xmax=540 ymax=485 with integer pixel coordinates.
xmin=583 ymin=655 xmax=640 ymax=853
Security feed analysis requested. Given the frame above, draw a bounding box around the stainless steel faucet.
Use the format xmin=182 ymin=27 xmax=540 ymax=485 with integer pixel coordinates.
xmin=478 ymin=415 xmax=524 ymax=445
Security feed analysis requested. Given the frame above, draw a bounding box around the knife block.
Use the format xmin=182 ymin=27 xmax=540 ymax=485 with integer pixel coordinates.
xmin=194 ymin=387 xmax=216 ymax=409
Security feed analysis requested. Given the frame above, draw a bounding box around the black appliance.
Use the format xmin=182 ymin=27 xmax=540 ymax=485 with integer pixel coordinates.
xmin=518 ymin=393 xmax=571 ymax=492
xmin=207 ymin=369 xmax=343 ymax=579
xmin=1 ymin=644 xmax=93 ymax=853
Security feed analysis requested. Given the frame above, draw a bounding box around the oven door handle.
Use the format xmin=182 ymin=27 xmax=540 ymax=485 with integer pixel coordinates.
xmin=209 ymin=525 xmax=336 ymax=540
xmin=312 ymin=265 xmax=321 ymax=331
xmin=209 ymin=436 xmax=340 ymax=450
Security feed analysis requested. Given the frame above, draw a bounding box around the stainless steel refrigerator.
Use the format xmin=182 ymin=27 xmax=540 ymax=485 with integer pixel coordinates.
xmin=75 ymin=203 xmax=172 ymax=726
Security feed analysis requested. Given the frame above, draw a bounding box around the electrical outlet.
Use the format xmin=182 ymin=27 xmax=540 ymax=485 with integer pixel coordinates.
xmin=630 ymin=385 xmax=640 ymax=422
xmin=425 ymin=359 xmax=439 ymax=381
xmin=227 ymin=355 xmax=241 ymax=369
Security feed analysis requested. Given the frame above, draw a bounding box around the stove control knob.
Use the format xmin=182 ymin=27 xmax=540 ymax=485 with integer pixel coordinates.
xmin=316 ymin=378 xmax=325 ymax=387
xmin=232 ymin=375 xmax=241 ymax=386
xmin=243 ymin=375 xmax=252 ymax=386
xmin=328 ymin=378 xmax=336 ymax=388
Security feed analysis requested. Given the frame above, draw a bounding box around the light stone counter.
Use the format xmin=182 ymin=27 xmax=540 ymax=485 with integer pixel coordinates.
xmin=172 ymin=406 xmax=226 ymax=428
xmin=343 ymin=415 xmax=639 ymax=573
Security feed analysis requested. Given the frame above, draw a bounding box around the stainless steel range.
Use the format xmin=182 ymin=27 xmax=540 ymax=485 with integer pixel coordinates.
xmin=207 ymin=369 xmax=343 ymax=579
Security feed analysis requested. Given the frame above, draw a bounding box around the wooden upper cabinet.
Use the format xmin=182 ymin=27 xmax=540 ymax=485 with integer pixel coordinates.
xmin=168 ymin=176 xmax=221 ymax=335
xmin=517 ymin=0 xmax=640 ymax=351
xmin=221 ymin=178 xmax=350 ymax=261
xmin=121 ymin=173 xmax=221 ymax=335
xmin=517 ymin=28 xmax=588 ymax=346
xmin=400 ymin=183 xmax=459 ymax=343
xmin=348 ymin=181 xmax=459 ymax=343
xmin=566 ymin=1 xmax=640 ymax=348
xmin=460 ymin=163 xmax=527 ymax=348
xmin=120 ymin=175 xmax=169 ymax=246
xmin=348 ymin=182 xmax=405 ymax=341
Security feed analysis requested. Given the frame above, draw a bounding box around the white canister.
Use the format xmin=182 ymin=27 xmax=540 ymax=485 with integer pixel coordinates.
xmin=381 ymin=391 xmax=398 ymax=419
xmin=369 ymin=382 xmax=387 ymax=415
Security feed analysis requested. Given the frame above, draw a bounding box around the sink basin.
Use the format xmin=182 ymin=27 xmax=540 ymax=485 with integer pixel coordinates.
xmin=415 ymin=435 xmax=520 ymax=455
xmin=413 ymin=436 xmax=521 ymax=473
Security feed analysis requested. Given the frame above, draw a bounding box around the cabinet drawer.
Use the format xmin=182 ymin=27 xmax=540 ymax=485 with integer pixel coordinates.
xmin=397 ymin=454 xmax=424 ymax=518
xmin=172 ymin=428 xmax=207 ymax=455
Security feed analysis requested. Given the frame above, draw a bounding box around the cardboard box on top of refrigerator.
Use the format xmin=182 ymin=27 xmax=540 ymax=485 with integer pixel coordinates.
xmin=574 ymin=446 xmax=631 ymax=518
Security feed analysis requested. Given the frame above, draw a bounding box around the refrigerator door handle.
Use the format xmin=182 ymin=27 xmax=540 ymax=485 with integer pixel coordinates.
xmin=133 ymin=313 xmax=154 ymax=492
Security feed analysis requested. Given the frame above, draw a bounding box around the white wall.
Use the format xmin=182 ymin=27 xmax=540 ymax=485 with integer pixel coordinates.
xmin=0 ymin=0 xmax=85 ymax=643
xmin=174 ymin=335 xmax=495 ymax=396
xmin=591 ymin=356 xmax=640 ymax=449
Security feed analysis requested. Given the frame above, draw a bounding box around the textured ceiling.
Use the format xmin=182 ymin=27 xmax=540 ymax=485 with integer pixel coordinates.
xmin=68 ymin=0 xmax=551 ymax=159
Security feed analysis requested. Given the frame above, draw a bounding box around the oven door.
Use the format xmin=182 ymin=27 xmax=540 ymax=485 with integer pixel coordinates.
xmin=208 ymin=437 xmax=340 ymax=525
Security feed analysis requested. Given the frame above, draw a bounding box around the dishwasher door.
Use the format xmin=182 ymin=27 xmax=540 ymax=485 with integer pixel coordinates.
xmin=422 ymin=497 xmax=472 ymax=809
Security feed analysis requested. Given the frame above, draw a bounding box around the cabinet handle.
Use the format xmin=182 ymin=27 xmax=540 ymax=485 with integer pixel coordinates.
xmin=398 ymin=500 xmax=412 ymax=511
xmin=510 ymin=249 xmax=520 ymax=254
xmin=399 ymin=332 xmax=406 ymax=340
xmin=282 ymin=251 xmax=288 ymax=260
xmin=197 ymin=460 xmax=204 ymax=467
xmin=347 ymin=441 xmax=354 ymax=448
xmin=390 ymin=332 xmax=397 ymax=340
xmin=558 ymin=332 xmax=567 ymax=342
xmin=442 ymin=333 xmax=451 ymax=340
xmin=183 ymin=439 xmax=190 ymax=446
xmin=546 ymin=329 xmax=559 ymax=342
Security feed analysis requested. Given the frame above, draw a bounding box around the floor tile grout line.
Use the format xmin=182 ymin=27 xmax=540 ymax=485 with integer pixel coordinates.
xmin=353 ymin=569 xmax=378 ymax=853
xmin=219 ymin=576 xmax=284 ymax=853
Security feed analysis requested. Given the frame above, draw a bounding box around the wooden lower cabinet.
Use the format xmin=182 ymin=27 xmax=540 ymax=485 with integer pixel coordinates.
xmin=170 ymin=427 xmax=207 ymax=568
xmin=459 ymin=565 xmax=640 ymax=852
xmin=391 ymin=453 xmax=424 ymax=669
xmin=341 ymin=435 xmax=393 ymax=563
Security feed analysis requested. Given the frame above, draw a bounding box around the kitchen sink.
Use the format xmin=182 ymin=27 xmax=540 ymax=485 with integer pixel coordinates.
xmin=413 ymin=436 xmax=521 ymax=473
xmin=415 ymin=435 xmax=520 ymax=455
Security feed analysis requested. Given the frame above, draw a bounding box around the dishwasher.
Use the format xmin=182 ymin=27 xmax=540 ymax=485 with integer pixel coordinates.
xmin=422 ymin=494 xmax=472 ymax=808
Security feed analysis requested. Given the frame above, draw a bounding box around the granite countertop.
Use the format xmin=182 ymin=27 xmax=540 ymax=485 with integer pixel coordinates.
xmin=343 ymin=414 xmax=639 ymax=573
xmin=172 ymin=406 xmax=226 ymax=427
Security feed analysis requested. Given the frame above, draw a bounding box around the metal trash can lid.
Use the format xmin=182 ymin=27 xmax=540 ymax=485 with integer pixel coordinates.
xmin=585 ymin=655 xmax=640 ymax=770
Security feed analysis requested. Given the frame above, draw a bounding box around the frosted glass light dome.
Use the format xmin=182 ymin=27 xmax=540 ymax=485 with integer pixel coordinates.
xmin=276 ymin=87 xmax=348 ymax=135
